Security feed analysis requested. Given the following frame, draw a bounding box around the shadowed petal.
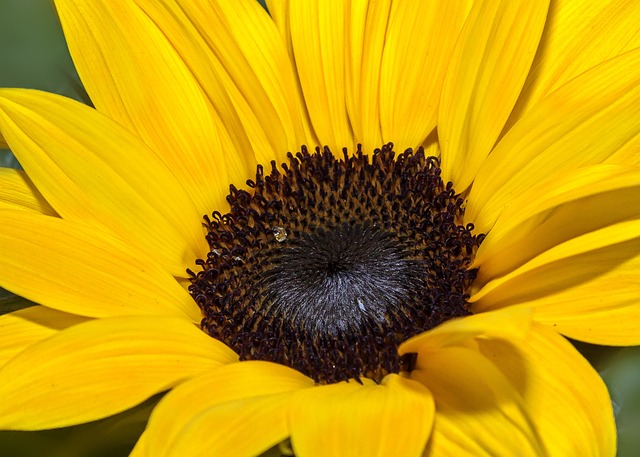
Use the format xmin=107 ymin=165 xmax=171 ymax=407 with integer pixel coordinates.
xmin=0 ymin=168 xmax=56 ymax=215
xmin=408 ymin=319 xmax=612 ymax=456
xmin=478 ymin=322 xmax=615 ymax=456
xmin=415 ymin=347 xmax=548 ymax=456
xmin=0 ymin=306 xmax=88 ymax=367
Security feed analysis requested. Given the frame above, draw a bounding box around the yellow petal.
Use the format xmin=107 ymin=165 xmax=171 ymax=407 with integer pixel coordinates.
xmin=421 ymin=129 xmax=442 ymax=159
xmin=0 ymin=211 xmax=201 ymax=322
xmin=153 ymin=0 xmax=307 ymax=165
xmin=439 ymin=0 xmax=550 ymax=192
xmin=467 ymin=48 xmax=640 ymax=233
xmin=0 ymin=306 xmax=88 ymax=368
xmin=262 ymin=0 xmax=320 ymax=150
xmin=0 ymin=168 xmax=56 ymax=215
xmin=509 ymin=0 xmax=640 ymax=126
xmin=471 ymin=220 xmax=640 ymax=345
xmin=129 ymin=431 xmax=149 ymax=457
xmin=126 ymin=0 xmax=310 ymax=173
xmin=144 ymin=361 xmax=313 ymax=457
xmin=0 ymin=89 xmax=207 ymax=276
xmin=473 ymin=164 xmax=640 ymax=283
xmin=0 ymin=315 xmax=237 ymax=430
xmin=379 ymin=0 xmax=470 ymax=152
xmin=605 ymin=133 xmax=640 ymax=165
xmin=126 ymin=0 xmax=258 ymax=192
xmin=478 ymin=322 xmax=615 ymax=457
xmin=400 ymin=305 xmax=532 ymax=354
xmin=289 ymin=375 xmax=434 ymax=457
xmin=54 ymin=0 xmax=250 ymax=215
xmin=400 ymin=309 xmax=546 ymax=456
xmin=164 ymin=394 xmax=293 ymax=457
xmin=344 ymin=0 xmax=392 ymax=152
xmin=265 ymin=1 xmax=290 ymax=47
xmin=415 ymin=347 xmax=547 ymax=456
xmin=288 ymin=0 xmax=355 ymax=152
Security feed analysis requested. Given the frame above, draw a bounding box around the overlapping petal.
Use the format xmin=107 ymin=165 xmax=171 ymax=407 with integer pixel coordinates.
xmin=0 ymin=316 xmax=238 ymax=430
xmin=0 ymin=89 xmax=207 ymax=276
xmin=419 ymin=347 xmax=548 ymax=456
xmin=289 ymin=375 xmax=434 ymax=457
xmin=401 ymin=308 xmax=615 ymax=456
xmin=0 ymin=211 xmax=201 ymax=321
xmin=143 ymin=362 xmax=314 ymax=457
xmin=0 ymin=306 xmax=88 ymax=368
xmin=479 ymin=323 xmax=615 ymax=456
xmin=401 ymin=309 xmax=547 ymax=456
xmin=0 ymin=168 xmax=56 ymax=215
xmin=53 ymin=0 xmax=254 ymax=215
xmin=264 ymin=0 xmax=319 ymax=148
xmin=473 ymin=164 xmax=640 ymax=282
xmin=467 ymin=48 xmax=640 ymax=233
xmin=439 ymin=0 xmax=550 ymax=191
xmin=154 ymin=0 xmax=307 ymax=164
xmin=509 ymin=0 xmax=640 ymax=126
xmin=471 ymin=220 xmax=640 ymax=345
xmin=378 ymin=0 xmax=470 ymax=152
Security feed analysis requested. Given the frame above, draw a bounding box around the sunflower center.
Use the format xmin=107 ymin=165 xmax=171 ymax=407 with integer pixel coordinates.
xmin=188 ymin=144 xmax=483 ymax=384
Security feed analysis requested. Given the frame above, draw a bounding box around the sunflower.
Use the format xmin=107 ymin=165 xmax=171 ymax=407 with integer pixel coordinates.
xmin=1 ymin=0 xmax=639 ymax=455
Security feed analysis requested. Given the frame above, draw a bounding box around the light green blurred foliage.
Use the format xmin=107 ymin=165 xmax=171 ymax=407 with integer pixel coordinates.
xmin=601 ymin=348 xmax=640 ymax=457
xmin=0 ymin=0 xmax=88 ymax=169
xmin=0 ymin=0 xmax=85 ymax=101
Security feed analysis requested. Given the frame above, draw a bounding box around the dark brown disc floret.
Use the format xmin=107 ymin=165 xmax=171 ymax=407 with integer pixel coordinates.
xmin=188 ymin=144 xmax=484 ymax=384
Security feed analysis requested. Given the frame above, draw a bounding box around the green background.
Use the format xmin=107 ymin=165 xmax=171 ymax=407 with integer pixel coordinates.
xmin=0 ymin=1 xmax=638 ymax=456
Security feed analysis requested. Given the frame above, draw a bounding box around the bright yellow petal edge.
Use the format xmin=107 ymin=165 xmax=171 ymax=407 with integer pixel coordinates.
xmin=2 ymin=0 xmax=639 ymax=455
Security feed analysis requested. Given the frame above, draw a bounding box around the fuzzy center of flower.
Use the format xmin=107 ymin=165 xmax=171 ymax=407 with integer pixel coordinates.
xmin=188 ymin=144 xmax=483 ymax=384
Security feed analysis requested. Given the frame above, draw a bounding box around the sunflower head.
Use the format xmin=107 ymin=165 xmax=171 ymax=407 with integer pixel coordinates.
xmin=0 ymin=0 xmax=636 ymax=455
xmin=189 ymin=143 xmax=483 ymax=383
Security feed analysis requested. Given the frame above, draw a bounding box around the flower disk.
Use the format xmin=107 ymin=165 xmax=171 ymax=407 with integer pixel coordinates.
xmin=189 ymin=144 xmax=484 ymax=383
